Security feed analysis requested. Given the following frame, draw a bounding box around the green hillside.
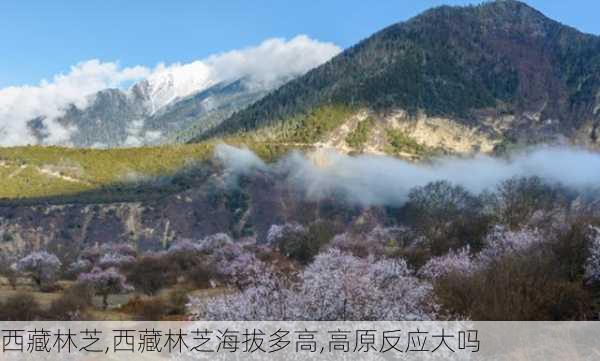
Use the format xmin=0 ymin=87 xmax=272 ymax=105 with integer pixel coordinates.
xmin=192 ymin=0 xmax=600 ymax=145
xmin=0 ymin=137 xmax=312 ymax=203
xmin=0 ymin=144 xmax=212 ymax=200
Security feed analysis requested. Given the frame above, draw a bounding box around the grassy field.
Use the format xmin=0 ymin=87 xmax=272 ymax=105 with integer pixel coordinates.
xmin=0 ymin=134 xmax=313 ymax=202
xmin=0 ymin=144 xmax=215 ymax=200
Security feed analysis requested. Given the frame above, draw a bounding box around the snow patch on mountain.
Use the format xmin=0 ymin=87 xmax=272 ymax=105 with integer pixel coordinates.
xmin=130 ymin=35 xmax=341 ymax=115
xmin=132 ymin=62 xmax=216 ymax=114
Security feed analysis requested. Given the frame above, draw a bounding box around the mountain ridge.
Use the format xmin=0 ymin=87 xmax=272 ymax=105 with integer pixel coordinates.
xmin=29 ymin=76 xmax=277 ymax=148
xmin=192 ymin=0 xmax=600 ymax=155
xmin=20 ymin=36 xmax=342 ymax=148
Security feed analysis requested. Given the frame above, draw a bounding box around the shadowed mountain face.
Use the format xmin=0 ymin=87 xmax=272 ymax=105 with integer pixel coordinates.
xmin=196 ymin=1 xmax=600 ymax=148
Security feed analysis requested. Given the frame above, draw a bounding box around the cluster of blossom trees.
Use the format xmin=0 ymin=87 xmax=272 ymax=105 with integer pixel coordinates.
xmin=14 ymin=251 xmax=62 ymax=290
xmin=187 ymin=219 xmax=600 ymax=320
xmin=186 ymin=224 xmax=548 ymax=320
xmin=189 ymin=248 xmax=435 ymax=321
xmin=329 ymin=226 xmax=411 ymax=258
xmin=418 ymin=246 xmax=474 ymax=281
xmin=77 ymin=267 xmax=132 ymax=309
xmin=3 ymin=177 xmax=600 ymax=321
xmin=186 ymin=178 xmax=600 ymax=321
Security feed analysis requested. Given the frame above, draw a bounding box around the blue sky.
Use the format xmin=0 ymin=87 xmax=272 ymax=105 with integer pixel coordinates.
xmin=0 ymin=0 xmax=598 ymax=87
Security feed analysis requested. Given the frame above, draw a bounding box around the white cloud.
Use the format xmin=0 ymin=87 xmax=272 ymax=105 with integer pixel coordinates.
xmin=137 ymin=35 xmax=341 ymax=113
xmin=205 ymin=34 xmax=341 ymax=87
xmin=214 ymin=143 xmax=267 ymax=176
xmin=0 ymin=60 xmax=149 ymax=146
xmin=123 ymin=119 xmax=163 ymax=147
xmin=216 ymin=144 xmax=600 ymax=207
xmin=0 ymin=36 xmax=341 ymax=147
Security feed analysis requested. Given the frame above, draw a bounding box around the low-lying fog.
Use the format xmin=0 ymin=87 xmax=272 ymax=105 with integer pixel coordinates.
xmin=215 ymin=144 xmax=600 ymax=206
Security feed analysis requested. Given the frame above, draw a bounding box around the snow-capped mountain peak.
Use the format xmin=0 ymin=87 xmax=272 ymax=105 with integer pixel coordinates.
xmin=131 ymin=61 xmax=217 ymax=114
xmin=9 ymin=36 xmax=341 ymax=147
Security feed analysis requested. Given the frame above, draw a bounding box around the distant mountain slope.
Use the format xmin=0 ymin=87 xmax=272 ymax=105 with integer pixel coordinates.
xmin=21 ymin=36 xmax=342 ymax=148
xmin=29 ymin=77 xmax=277 ymax=148
xmin=194 ymin=0 xmax=600 ymax=152
xmin=149 ymin=79 xmax=275 ymax=144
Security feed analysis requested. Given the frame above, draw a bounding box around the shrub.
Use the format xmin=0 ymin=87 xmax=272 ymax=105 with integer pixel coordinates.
xmin=345 ymin=117 xmax=375 ymax=151
xmin=269 ymin=222 xmax=332 ymax=264
xmin=0 ymin=267 xmax=18 ymax=290
xmin=434 ymin=249 xmax=592 ymax=320
xmin=0 ymin=292 xmax=42 ymax=321
xmin=186 ymin=262 xmax=217 ymax=289
xmin=551 ymin=222 xmax=591 ymax=282
xmin=47 ymin=284 xmax=94 ymax=320
xmin=385 ymin=128 xmax=427 ymax=155
xmin=492 ymin=176 xmax=567 ymax=229
xmin=167 ymin=288 xmax=190 ymax=315
xmin=127 ymin=255 xmax=176 ymax=295
xmin=167 ymin=243 xmax=206 ymax=273
xmin=584 ymin=227 xmax=600 ymax=286
xmin=279 ymin=232 xmax=318 ymax=265
xmin=136 ymin=298 xmax=169 ymax=321
xmin=406 ymin=181 xmax=490 ymax=255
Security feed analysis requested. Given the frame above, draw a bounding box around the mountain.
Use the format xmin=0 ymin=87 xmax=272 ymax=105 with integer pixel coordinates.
xmin=148 ymin=78 xmax=277 ymax=144
xmin=4 ymin=0 xmax=600 ymax=275
xmin=28 ymin=76 xmax=280 ymax=148
xmin=193 ymin=0 xmax=600 ymax=157
xmin=21 ymin=36 xmax=342 ymax=148
xmin=131 ymin=65 xmax=217 ymax=115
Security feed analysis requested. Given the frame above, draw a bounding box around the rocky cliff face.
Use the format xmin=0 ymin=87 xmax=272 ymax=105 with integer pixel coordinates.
xmin=306 ymin=107 xmax=600 ymax=159
xmin=0 ymin=169 xmax=388 ymax=261
xmin=305 ymin=109 xmax=500 ymax=158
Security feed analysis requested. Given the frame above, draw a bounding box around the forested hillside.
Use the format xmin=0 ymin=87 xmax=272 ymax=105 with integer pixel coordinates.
xmin=194 ymin=0 xmax=600 ymax=147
